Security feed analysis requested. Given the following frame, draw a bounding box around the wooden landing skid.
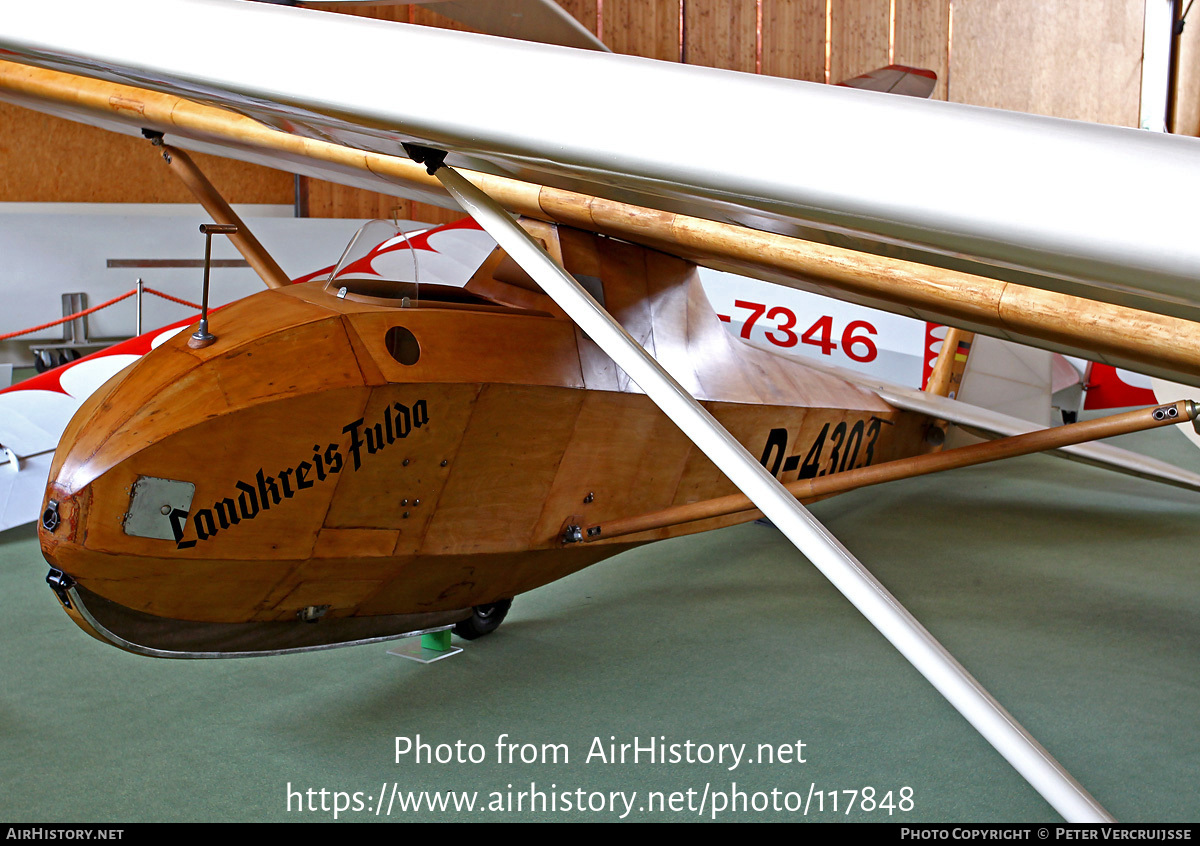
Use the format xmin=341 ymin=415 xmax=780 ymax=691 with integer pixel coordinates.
xmin=38 ymin=220 xmax=935 ymax=657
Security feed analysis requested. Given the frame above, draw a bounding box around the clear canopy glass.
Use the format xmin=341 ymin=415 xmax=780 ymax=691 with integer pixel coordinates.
xmin=324 ymin=220 xmax=420 ymax=306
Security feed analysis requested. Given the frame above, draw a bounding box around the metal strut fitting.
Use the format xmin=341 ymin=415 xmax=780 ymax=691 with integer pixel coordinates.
xmin=401 ymin=143 xmax=448 ymax=175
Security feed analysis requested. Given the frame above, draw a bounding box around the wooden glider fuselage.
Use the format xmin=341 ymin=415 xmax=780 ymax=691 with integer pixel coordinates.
xmin=38 ymin=221 xmax=932 ymax=656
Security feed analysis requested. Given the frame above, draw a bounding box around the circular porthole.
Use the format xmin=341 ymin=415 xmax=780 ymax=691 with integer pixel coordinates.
xmin=385 ymin=326 xmax=421 ymax=366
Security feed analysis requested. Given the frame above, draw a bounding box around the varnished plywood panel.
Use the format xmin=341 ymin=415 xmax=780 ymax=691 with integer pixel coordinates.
xmin=531 ymin=391 xmax=694 ymax=541
xmin=894 ymin=0 xmax=950 ymax=100
xmin=84 ymin=560 xmax=298 ymax=622
xmin=82 ymin=386 xmax=375 ymax=569
xmin=949 ymin=0 xmax=1143 ymax=127
xmin=355 ymin=546 xmax=620 ymax=615
xmin=761 ymin=0 xmax=826 ymax=82
xmin=605 ymin=0 xmax=683 ymax=61
xmin=344 ymin=309 xmax=585 ymax=389
xmin=52 ymin=291 xmax=350 ymax=490
xmin=684 ymin=0 xmax=758 ymax=72
xmin=0 ymin=104 xmax=292 ymax=204
xmin=270 ymin=576 xmax=387 ymax=620
xmin=321 ymin=384 xmax=476 ymax=535
xmin=421 ymin=384 xmax=586 ymax=554
xmin=312 ymin=528 xmax=401 ymax=558
xmin=830 ymin=0 xmax=891 ymax=85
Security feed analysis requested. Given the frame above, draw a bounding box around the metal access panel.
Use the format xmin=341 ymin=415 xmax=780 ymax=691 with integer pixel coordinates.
xmin=123 ymin=476 xmax=195 ymax=541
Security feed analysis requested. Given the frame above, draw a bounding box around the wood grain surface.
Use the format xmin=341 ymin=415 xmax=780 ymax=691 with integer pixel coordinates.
xmin=40 ymin=221 xmax=926 ymax=650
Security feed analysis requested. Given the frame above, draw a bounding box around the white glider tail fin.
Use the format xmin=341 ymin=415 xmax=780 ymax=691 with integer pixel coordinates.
xmin=955 ymin=336 xmax=1055 ymax=428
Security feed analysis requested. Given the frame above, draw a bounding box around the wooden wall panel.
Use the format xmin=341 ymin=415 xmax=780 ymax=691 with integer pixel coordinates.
xmin=894 ymin=0 xmax=950 ymax=100
xmin=605 ymin=0 xmax=683 ymax=61
xmin=761 ymin=0 xmax=826 ymax=82
xmin=299 ymin=180 xmax=407 ymax=222
xmin=409 ymin=3 xmax=482 ymax=33
xmin=1 ymin=0 xmax=1161 ymax=214
xmin=1173 ymin=10 xmax=1200 ymax=136
xmin=684 ymin=0 xmax=758 ymax=72
xmin=299 ymin=3 xmax=476 ymax=224
xmin=0 ymin=103 xmax=292 ymax=204
xmin=949 ymin=0 xmax=1144 ymax=127
xmin=557 ymin=0 xmax=600 ymax=36
xmin=365 ymin=7 xmax=466 ymax=219
xmin=305 ymin=2 xmax=401 ymax=21
xmin=830 ymin=0 xmax=891 ymax=85
xmin=296 ymin=4 xmax=408 ymax=221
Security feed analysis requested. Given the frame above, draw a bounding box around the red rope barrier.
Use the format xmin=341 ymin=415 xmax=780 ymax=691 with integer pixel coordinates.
xmin=0 ymin=286 xmax=203 ymax=342
xmin=0 ymin=289 xmax=138 ymax=341
xmin=143 ymin=287 xmax=202 ymax=310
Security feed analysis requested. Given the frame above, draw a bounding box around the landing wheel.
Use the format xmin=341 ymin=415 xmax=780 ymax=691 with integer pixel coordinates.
xmin=453 ymin=599 xmax=513 ymax=640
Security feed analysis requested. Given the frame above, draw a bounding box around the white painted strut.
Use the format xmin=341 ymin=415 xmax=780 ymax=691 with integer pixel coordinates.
xmin=436 ymin=164 xmax=1114 ymax=823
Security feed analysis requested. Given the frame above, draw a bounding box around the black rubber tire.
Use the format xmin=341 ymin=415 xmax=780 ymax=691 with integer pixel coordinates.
xmin=453 ymin=599 xmax=513 ymax=640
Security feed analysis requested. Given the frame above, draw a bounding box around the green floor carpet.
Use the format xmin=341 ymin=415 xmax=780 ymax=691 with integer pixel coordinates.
xmin=1 ymin=423 xmax=1198 ymax=823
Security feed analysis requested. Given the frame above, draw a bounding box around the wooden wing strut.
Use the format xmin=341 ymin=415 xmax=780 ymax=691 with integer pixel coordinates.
xmin=432 ymin=162 xmax=1113 ymax=824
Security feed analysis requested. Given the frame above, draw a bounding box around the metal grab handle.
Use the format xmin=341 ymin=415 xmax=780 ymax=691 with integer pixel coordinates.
xmin=189 ymin=223 xmax=240 ymax=349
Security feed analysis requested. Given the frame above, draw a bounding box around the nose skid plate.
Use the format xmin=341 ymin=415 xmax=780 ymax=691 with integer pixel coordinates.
xmin=49 ymin=580 xmax=472 ymax=659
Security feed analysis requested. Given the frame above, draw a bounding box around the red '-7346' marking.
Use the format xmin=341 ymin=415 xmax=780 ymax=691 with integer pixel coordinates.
xmin=718 ymin=300 xmax=879 ymax=363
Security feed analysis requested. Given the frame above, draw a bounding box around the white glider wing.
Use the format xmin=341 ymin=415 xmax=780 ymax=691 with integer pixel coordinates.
xmin=2 ymin=0 xmax=1199 ymax=390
